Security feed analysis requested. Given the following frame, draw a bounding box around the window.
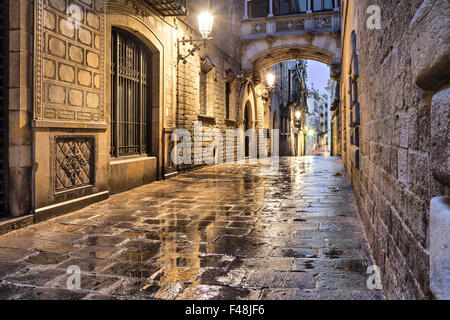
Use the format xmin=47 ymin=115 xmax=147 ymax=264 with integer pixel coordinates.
xmin=111 ymin=28 xmax=152 ymax=158
xmin=248 ymin=0 xmax=269 ymax=18
xmin=225 ymin=82 xmax=231 ymax=119
xmin=313 ymin=0 xmax=334 ymax=12
xmin=199 ymin=56 xmax=215 ymax=116
xmin=274 ymin=0 xmax=308 ymax=16
xmin=200 ymin=70 xmax=208 ymax=115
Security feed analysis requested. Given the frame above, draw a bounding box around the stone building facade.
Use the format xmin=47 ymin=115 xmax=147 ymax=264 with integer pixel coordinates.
xmin=267 ymin=59 xmax=308 ymax=157
xmin=326 ymin=78 xmax=338 ymax=154
xmin=328 ymin=77 xmax=340 ymax=156
xmin=306 ymin=87 xmax=328 ymax=150
xmin=338 ymin=0 xmax=449 ymax=299
xmin=1 ymin=0 xmax=448 ymax=301
xmin=1 ymin=0 xmax=276 ymax=221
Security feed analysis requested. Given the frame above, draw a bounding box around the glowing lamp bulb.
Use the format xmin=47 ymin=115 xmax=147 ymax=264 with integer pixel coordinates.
xmin=266 ymin=73 xmax=275 ymax=87
xmin=198 ymin=11 xmax=214 ymax=39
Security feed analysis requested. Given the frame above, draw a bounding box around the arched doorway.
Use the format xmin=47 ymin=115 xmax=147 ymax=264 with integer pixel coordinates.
xmin=244 ymin=101 xmax=252 ymax=157
xmin=106 ymin=13 xmax=164 ymax=194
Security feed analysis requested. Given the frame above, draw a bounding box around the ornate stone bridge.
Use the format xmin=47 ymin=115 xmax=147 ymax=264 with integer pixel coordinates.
xmin=241 ymin=0 xmax=341 ymax=80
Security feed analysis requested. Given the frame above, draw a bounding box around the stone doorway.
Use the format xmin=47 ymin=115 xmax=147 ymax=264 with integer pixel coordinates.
xmin=244 ymin=101 xmax=252 ymax=157
xmin=0 ymin=0 xmax=8 ymax=218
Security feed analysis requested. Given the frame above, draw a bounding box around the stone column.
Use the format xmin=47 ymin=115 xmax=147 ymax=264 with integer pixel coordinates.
xmin=268 ymin=0 xmax=274 ymax=17
xmin=243 ymin=0 xmax=249 ymax=19
xmin=307 ymin=0 xmax=313 ymax=13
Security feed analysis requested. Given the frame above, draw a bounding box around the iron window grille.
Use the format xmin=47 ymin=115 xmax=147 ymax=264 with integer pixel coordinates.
xmin=111 ymin=28 xmax=152 ymax=158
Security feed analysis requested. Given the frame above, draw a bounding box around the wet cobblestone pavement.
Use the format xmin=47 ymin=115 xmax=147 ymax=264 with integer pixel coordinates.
xmin=0 ymin=157 xmax=384 ymax=300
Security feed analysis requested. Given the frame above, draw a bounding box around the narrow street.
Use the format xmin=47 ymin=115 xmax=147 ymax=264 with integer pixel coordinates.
xmin=0 ymin=157 xmax=384 ymax=300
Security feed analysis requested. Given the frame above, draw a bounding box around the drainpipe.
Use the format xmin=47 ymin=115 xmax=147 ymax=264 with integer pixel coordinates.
xmin=243 ymin=0 xmax=248 ymax=19
xmin=268 ymin=0 xmax=274 ymax=17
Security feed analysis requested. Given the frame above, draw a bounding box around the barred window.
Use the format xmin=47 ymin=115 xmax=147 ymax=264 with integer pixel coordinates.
xmin=111 ymin=28 xmax=152 ymax=158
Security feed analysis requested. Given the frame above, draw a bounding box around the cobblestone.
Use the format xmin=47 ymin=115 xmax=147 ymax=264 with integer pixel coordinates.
xmin=0 ymin=157 xmax=385 ymax=300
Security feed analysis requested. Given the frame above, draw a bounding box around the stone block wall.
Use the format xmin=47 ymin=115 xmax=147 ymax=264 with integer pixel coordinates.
xmin=340 ymin=0 xmax=449 ymax=299
xmin=32 ymin=0 xmax=108 ymax=215
xmin=37 ymin=0 xmax=105 ymax=122
xmin=8 ymin=0 xmax=34 ymax=217
xmin=175 ymin=0 xmax=264 ymax=168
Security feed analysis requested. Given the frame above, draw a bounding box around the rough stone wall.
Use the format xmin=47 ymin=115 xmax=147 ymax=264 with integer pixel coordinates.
xmin=176 ymin=0 xmax=245 ymax=168
xmin=25 ymin=0 xmax=247 ymax=215
xmin=341 ymin=0 xmax=449 ymax=299
xmin=37 ymin=0 xmax=105 ymax=122
xmin=31 ymin=0 xmax=108 ymax=214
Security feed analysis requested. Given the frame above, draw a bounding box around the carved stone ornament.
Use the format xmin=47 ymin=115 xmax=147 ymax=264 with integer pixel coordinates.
xmin=225 ymin=69 xmax=236 ymax=83
xmin=53 ymin=136 xmax=95 ymax=194
xmin=200 ymin=56 xmax=215 ymax=73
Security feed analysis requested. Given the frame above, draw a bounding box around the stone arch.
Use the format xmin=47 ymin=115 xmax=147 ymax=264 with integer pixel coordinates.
xmin=243 ymin=34 xmax=341 ymax=81
xmin=239 ymin=81 xmax=257 ymax=129
xmin=250 ymin=44 xmax=339 ymax=82
xmin=106 ymin=11 xmax=164 ymax=178
xmin=253 ymin=45 xmax=335 ymax=68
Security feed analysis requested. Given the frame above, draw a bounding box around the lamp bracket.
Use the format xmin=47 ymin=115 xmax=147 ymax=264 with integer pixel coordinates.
xmin=177 ymin=37 xmax=212 ymax=64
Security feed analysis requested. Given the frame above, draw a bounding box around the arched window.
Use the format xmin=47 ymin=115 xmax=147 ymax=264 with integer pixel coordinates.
xmin=111 ymin=28 xmax=152 ymax=158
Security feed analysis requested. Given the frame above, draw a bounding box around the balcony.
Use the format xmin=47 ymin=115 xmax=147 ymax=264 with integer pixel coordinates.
xmin=241 ymin=0 xmax=340 ymax=40
xmin=245 ymin=0 xmax=339 ymax=19
xmin=144 ymin=0 xmax=187 ymax=16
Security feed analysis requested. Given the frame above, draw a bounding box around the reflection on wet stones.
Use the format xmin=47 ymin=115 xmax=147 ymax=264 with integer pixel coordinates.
xmin=175 ymin=285 xmax=260 ymax=300
xmin=270 ymin=248 xmax=318 ymax=259
xmin=0 ymin=157 xmax=383 ymax=300
xmin=24 ymin=251 xmax=69 ymax=265
xmin=81 ymin=236 xmax=125 ymax=247
xmin=103 ymin=262 xmax=160 ymax=278
xmin=114 ymin=249 xmax=157 ymax=263
xmin=59 ymin=258 xmax=112 ymax=273
xmin=153 ymin=267 xmax=202 ymax=283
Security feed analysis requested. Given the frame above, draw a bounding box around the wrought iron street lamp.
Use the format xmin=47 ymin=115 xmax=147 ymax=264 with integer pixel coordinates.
xmin=198 ymin=11 xmax=214 ymax=39
xmin=262 ymin=72 xmax=276 ymax=102
xmin=178 ymin=11 xmax=214 ymax=64
xmin=266 ymin=72 xmax=276 ymax=88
